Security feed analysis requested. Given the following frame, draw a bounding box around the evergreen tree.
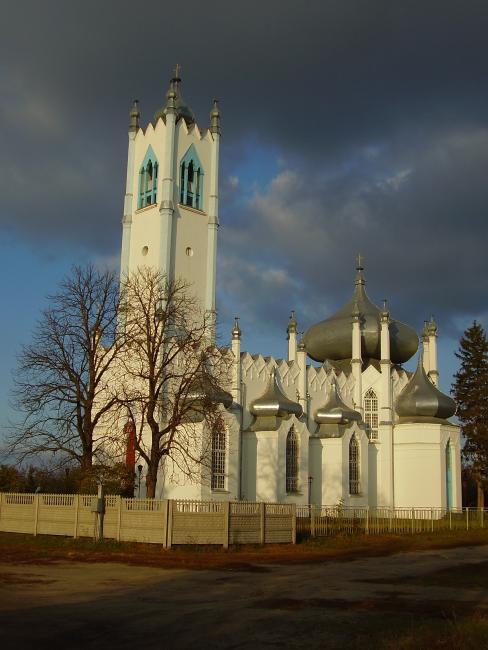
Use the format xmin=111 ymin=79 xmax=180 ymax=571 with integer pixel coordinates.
xmin=452 ymin=321 xmax=488 ymax=507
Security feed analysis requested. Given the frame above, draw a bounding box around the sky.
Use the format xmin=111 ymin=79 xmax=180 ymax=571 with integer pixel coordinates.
xmin=1 ymin=1 xmax=488 ymax=440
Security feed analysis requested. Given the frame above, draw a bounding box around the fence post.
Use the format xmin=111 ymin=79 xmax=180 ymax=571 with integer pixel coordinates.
xmin=431 ymin=508 xmax=434 ymax=533
xmin=311 ymin=505 xmax=316 ymax=537
xmin=73 ymin=494 xmax=80 ymax=539
xmin=33 ymin=494 xmax=40 ymax=536
xmin=449 ymin=508 xmax=452 ymax=531
xmin=259 ymin=502 xmax=265 ymax=544
xmin=365 ymin=506 xmax=369 ymax=535
xmin=291 ymin=504 xmax=296 ymax=544
xmin=481 ymin=508 xmax=484 ymax=529
xmin=411 ymin=508 xmax=415 ymax=535
xmin=466 ymin=507 xmax=469 ymax=531
xmin=222 ymin=502 xmax=230 ymax=549
xmin=167 ymin=500 xmax=173 ymax=549
xmin=116 ymin=496 xmax=122 ymax=542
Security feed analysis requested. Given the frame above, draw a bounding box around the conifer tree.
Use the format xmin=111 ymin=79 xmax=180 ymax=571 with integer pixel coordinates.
xmin=452 ymin=321 xmax=488 ymax=508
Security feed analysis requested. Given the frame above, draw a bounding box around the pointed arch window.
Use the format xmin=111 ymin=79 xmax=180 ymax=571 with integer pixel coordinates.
xmin=349 ymin=434 xmax=360 ymax=495
xmin=211 ymin=425 xmax=226 ymax=490
xmin=138 ymin=146 xmax=158 ymax=208
xmin=286 ymin=426 xmax=299 ymax=493
xmin=180 ymin=144 xmax=204 ymax=210
xmin=364 ymin=388 xmax=378 ymax=441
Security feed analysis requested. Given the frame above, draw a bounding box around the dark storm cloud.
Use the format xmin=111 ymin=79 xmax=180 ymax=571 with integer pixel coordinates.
xmin=1 ymin=1 xmax=488 ymax=332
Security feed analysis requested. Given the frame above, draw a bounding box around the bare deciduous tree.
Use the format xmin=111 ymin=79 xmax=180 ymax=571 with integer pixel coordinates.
xmin=10 ymin=265 xmax=122 ymax=471
xmin=118 ymin=268 xmax=232 ymax=498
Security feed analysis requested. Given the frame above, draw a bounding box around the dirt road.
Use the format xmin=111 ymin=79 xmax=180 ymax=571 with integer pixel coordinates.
xmin=1 ymin=545 xmax=488 ymax=649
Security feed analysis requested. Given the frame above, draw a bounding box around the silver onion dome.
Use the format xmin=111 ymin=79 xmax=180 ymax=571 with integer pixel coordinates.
xmin=314 ymin=382 xmax=361 ymax=425
xmin=250 ymin=370 xmax=303 ymax=419
xmin=395 ymin=353 xmax=456 ymax=423
xmin=154 ymin=65 xmax=196 ymax=124
xmin=303 ymin=258 xmax=418 ymax=364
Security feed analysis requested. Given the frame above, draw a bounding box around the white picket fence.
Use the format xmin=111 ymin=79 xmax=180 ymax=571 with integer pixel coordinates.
xmin=297 ymin=505 xmax=487 ymax=537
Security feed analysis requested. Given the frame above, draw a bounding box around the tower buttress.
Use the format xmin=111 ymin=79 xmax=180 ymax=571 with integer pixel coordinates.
xmin=120 ymin=100 xmax=140 ymax=283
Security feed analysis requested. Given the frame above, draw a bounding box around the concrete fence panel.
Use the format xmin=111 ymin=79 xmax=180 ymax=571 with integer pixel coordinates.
xmin=170 ymin=500 xmax=225 ymax=545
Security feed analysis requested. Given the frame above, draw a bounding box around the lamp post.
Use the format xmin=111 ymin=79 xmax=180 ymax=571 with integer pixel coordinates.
xmin=137 ymin=464 xmax=143 ymax=498
xmin=308 ymin=475 xmax=313 ymax=505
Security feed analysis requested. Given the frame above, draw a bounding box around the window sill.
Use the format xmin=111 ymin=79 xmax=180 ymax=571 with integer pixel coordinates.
xmin=178 ymin=203 xmax=207 ymax=216
xmin=349 ymin=493 xmax=363 ymax=498
xmin=135 ymin=203 xmax=158 ymax=214
xmin=211 ymin=488 xmax=230 ymax=494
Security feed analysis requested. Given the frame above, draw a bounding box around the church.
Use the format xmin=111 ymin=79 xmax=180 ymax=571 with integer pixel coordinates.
xmin=120 ymin=68 xmax=462 ymax=510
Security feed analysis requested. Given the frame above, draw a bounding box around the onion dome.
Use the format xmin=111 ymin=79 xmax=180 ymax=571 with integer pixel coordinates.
xmin=154 ymin=65 xmax=196 ymax=124
xmin=182 ymin=374 xmax=232 ymax=422
xmin=287 ymin=310 xmax=297 ymax=337
xmin=303 ymin=256 xmax=418 ymax=364
xmin=250 ymin=370 xmax=302 ymax=419
xmin=427 ymin=315 xmax=438 ymax=336
xmin=231 ymin=316 xmax=241 ymax=340
xmin=210 ymin=99 xmax=221 ymax=135
xmin=395 ymin=353 xmax=456 ymax=423
xmin=314 ymin=382 xmax=361 ymax=425
xmin=129 ymin=99 xmax=140 ymax=132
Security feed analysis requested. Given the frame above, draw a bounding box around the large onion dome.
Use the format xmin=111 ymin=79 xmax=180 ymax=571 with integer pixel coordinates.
xmin=395 ymin=354 xmax=456 ymax=423
xmin=303 ymin=259 xmax=418 ymax=364
xmin=154 ymin=65 xmax=196 ymax=124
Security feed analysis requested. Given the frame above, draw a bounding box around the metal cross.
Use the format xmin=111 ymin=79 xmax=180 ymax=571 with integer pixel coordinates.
xmin=356 ymin=253 xmax=364 ymax=270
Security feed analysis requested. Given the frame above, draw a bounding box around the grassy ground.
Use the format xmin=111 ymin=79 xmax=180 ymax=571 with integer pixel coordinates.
xmin=1 ymin=528 xmax=488 ymax=570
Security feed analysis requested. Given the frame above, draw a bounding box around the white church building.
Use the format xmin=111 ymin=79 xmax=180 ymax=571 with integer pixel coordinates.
xmin=120 ymin=68 xmax=462 ymax=510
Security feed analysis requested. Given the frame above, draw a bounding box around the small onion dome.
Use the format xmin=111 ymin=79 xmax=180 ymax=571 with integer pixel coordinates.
xmin=427 ymin=315 xmax=438 ymax=336
xmin=303 ymin=259 xmax=418 ymax=364
xmin=154 ymin=65 xmax=196 ymax=124
xmin=395 ymin=353 xmax=456 ymax=423
xmin=250 ymin=370 xmax=303 ymax=419
xmin=129 ymin=99 xmax=140 ymax=132
xmin=314 ymin=383 xmax=361 ymax=425
xmin=287 ymin=310 xmax=298 ymax=336
xmin=231 ymin=316 xmax=241 ymax=340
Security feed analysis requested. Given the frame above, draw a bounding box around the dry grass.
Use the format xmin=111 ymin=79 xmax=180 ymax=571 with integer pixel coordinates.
xmin=0 ymin=529 xmax=487 ymax=570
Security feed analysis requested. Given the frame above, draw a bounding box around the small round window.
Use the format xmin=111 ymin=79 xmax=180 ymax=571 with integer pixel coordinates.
xmin=142 ymin=246 xmax=149 ymax=256
xmin=185 ymin=247 xmax=193 ymax=257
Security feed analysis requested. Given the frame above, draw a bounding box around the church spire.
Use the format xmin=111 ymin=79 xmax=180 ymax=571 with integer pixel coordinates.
xmin=210 ymin=99 xmax=221 ymax=135
xmin=355 ymin=253 xmax=365 ymax=286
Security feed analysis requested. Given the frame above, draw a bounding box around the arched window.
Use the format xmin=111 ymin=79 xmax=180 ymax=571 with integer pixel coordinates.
xmin=138 ymin=146 xmax=158 ymax=208
xmin=349 ymin=434 xmax=360 ymax=495
xmin=211 ymin=426 xmax=226 ymax=490
xmin=446 ymin=440 xmax=452 ymax=510
xmin=180 ymin=145 xmax=204 ymax=210
xmin=286 ymin=426 xmax=299 ymax=493
xmin=364 ymin=388 xmax=378 ymax=441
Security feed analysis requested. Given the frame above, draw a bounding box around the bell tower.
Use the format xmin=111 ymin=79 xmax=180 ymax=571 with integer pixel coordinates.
xmin=120 ymin=66 xmax=221 ymax=320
